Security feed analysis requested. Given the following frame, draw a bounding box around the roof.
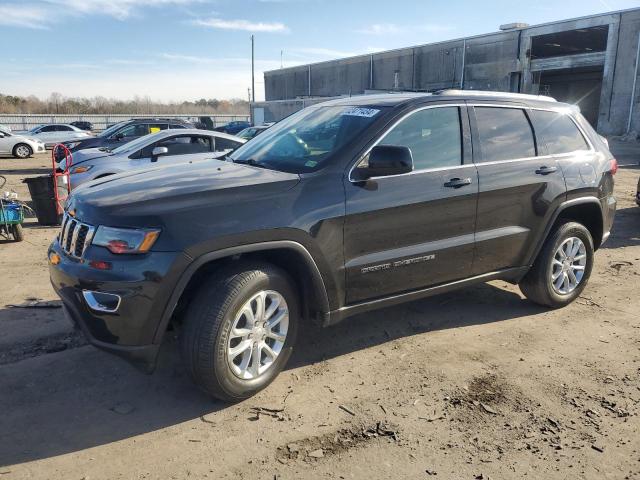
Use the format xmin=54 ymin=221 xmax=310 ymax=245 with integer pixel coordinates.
xmin=312 ymin=90 xmax=563 ymax=108
xmin=144 ymin=128 xmax=245 ymax=142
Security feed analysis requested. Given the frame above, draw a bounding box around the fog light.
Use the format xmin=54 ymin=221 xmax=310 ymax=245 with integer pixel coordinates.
xmin=89 ymin=260 xmax=112 ymax=270
xmin=49 ymin=253 xmax=61 ymax=265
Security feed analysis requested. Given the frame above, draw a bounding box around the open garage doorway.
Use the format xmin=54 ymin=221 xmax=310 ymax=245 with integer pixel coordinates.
xmin=537 ymin=66 xmax=604 ymax=127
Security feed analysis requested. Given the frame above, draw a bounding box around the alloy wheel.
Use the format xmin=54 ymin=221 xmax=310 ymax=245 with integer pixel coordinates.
xmin=550 ymin=236 xmax=587 ymax=295
xmin=227 ymin=290 xmax=289 ymax=380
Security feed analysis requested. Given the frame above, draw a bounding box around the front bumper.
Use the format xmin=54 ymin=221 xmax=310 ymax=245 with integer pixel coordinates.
xmin=48 ymin=240 xmax=188 ymax=372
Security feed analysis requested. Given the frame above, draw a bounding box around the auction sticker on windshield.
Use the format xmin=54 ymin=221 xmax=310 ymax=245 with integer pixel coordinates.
xmin=341 ymin=107 xmax=380 ymax=118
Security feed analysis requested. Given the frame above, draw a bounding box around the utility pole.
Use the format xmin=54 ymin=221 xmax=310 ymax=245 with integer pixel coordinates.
xmin=247 ymin=87 xmax=251 ymax=103
xmin=251 ymin=34 xmax=255 ymax=103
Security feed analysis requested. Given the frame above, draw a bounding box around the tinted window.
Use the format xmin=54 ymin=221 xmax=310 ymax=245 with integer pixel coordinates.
xmin=117 ymin=124 xmax=148 ymax=138
xmin=141 ymin=135 xmax=212 ymax=157
xmin=215 ymin=137 xmax=242 ymax=151
xmin=475 ymin=107 xmax=536 ymax=161
xmin=529 ymin=110 xmax=589 ymax=154
xmin=378 ymin=107 xmax=462 ymax=170
xmin=40 ymin=125 xmax=57 ymax=132
xmin=169 ymin=124 xmax=187 ymax=129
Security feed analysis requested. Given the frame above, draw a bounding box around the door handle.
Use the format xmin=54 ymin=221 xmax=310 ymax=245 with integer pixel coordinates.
xmin=444 ymin=177 xmax=472 ymax=188
xmin=535 ymin=166 xmax=557 ymax=175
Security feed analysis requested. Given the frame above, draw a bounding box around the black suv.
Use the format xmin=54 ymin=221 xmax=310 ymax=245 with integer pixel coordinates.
xmin=49 ymin=91 xmax=617 ymax=401
xmin=57 ymin=118 xmax=194 ymax=158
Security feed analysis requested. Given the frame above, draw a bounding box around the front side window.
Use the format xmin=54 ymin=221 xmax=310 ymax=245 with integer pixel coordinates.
xmin=57 ymin=125 xmax=73 ymax=131
xmin=40 ymin=125 xmax=56 ymax=132
xmin=377 ymin=106 xmax=462 ymax=170
xmin=229 ymin=105 xmax=387 ymax=173
xmin=215 ymin=137 xmax=242 ymax=152
xmin=529 ymin=110 xmax=589 ymax=155
xmin=116 ymin=124 xmax=148 ymax=138
xmin=475 ymin=107 xmax=536 ymax=162
xmin=141 ymin=135 xmax=212 ymax=157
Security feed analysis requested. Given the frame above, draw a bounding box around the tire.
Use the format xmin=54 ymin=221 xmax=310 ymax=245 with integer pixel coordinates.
xmin=519 ymin=221 xmax=594 ymax=308
xmin=13 ymin=144 xmax=32 ymax=159
xmin=11 ymin=224 xmax=24 ymax=242
xmin=181 ymin=262 xmax=299 ymax=402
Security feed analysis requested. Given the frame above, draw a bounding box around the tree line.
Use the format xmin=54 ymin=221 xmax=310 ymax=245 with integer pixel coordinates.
xmin=0 ymin=93 xmax=250 ymax=115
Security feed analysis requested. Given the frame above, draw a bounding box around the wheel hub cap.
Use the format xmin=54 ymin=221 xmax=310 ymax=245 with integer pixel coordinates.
xmin=550 ymin=237 xmax=587 ymax=295
xmin=227 ymin=290 xmax=289 ymax=380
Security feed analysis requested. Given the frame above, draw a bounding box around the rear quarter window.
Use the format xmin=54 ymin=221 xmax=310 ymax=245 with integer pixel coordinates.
xmin=529 ymin=110 xmax=590 ymax=155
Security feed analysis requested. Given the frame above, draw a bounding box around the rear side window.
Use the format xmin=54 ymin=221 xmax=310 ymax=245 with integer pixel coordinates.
xmin=378 ymin=106 xmax=462 ymax=170
xmin=529 ymin=110 xmax=589 ymax=154
xmin=475 ymin=107 xmax=536 ymax=162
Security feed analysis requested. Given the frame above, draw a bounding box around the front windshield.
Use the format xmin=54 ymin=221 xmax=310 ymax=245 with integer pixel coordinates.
xmin=98 ymin=122 xmax=126 ymax=138
xmin=229 ymin=105 xmax=386 ymax=173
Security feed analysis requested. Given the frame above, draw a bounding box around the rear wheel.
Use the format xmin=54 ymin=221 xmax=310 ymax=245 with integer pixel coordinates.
xmin=519 ymin=221 xmax=594 ymax=308
xmin=13 ymin=144 xmax=32 ymax=159
xmin=181 ymin=263 xmax=299 ymax=402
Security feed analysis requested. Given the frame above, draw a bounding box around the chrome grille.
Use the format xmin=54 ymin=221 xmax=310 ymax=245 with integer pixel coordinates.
xmin=58 ymin=213 xmax=95 ymax=259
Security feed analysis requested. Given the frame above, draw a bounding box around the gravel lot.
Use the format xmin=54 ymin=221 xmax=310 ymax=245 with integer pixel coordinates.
xmin=0 ymin=147 xmax=638 ymax=479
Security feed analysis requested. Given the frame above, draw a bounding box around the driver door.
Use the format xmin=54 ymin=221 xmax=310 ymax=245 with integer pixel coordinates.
xmin=343 ymin=105 xmax=478 ymax=304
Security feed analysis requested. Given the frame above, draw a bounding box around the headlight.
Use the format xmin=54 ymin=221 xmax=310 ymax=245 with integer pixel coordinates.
xmin=70 ymin=165 xmax=93 ymax=174
xmin=93 ymin=226 xmax=160 ymax=254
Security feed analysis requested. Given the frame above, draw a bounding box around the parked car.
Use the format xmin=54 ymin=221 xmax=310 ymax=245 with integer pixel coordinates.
xmin=0 ymin=124 xmax=12 ymax=134
xmin=49 ymin=90 xmax=617 ymax=401
xmin=26 ymin=124 xmax=92 ymax=149
xmin=236 ymin=125 xmax=270 ymax=140
xmin=56 ymin=118 xmax=194 ymax=160
xmin=70 ymin=121 xmax=94 ymax=131
xmin=59 ymin=129 xmax=245 ymax=189
xmin=0 ymin=130 xmax=46 ymax=158
xmin=214 ymin=120 xmax=251 ymax=135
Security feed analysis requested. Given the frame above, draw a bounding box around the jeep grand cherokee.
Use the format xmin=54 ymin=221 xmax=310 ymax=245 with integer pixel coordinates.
xmin=49 ymin=90 xmax=617 ymax=401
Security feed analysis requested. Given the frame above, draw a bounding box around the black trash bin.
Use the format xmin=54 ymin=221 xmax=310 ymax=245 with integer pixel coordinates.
xmin=23 ymin=175 xmax=60 ymax=226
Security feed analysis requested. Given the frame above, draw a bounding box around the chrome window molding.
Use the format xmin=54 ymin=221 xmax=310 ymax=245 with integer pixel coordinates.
xmin=347 ymin=103 xmax=467 ymax=183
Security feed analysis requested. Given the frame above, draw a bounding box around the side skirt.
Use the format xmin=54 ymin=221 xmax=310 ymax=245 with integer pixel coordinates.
xmin=323 ymin=266 xmax=529 ymax=326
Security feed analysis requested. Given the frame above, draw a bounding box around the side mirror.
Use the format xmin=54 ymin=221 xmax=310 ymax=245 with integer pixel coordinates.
xmin=151 ymin=146 xmax=169 ymax=161
xmin=354 ymin=145 xmax=413 ymax=180
xmin=114 ymin=133 xmax=124 ymax=140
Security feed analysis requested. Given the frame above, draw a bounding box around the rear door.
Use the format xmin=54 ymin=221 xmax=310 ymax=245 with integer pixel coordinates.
xmin=343 ymin=104 xmax=478 ymax=304
xmin=469 ymin=104 xmax=567 ymax=275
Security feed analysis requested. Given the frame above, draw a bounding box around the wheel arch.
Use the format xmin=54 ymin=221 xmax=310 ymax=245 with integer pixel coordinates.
xmin=153 ymin=241 xmax=331 ymax=344
xmin=527 ymin=197 xmax=604 ymax=269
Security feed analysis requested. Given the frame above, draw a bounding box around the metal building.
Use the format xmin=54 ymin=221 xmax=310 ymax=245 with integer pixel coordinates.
xmin=253 ymin=7 xmax=640 ymax=135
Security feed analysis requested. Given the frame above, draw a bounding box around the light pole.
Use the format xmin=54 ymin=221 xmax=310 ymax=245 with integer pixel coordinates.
xmin=251 ymin=34 xmax=255 ymax=103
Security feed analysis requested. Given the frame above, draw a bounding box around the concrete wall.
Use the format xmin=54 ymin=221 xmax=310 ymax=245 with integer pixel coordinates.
xmin=262 ymin=9 xmax=640 ymax=135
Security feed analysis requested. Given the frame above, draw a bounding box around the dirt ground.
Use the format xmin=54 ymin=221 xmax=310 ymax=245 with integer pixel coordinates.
xmin=0 ymin=146 xmax=639 ymax=480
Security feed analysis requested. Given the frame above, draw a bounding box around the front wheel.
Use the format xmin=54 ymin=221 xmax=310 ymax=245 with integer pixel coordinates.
xmin=519 ymin=221 xmax=594 ymax=308
xmin=13 ymin=144 xmax=32 ymax=159
xmin=11 ymin=224 xmax=24 ymax=242
xmin=181 ymin=263 xmax=299 ymax=402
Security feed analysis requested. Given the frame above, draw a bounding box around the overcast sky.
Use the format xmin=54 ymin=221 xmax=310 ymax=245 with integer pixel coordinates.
xmin=1 ymin=0 xmax=638 ymax=102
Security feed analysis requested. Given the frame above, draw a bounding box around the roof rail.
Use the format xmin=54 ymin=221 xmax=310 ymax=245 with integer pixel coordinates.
xmin=435 ymin=89 xmax=557 ymax=102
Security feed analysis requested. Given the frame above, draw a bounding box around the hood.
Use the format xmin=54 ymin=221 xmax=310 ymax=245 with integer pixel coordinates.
xmin=62 ymin=147 xmax=113 ymax=169
xmin=69 ymin=159 xmax=300 ymax=225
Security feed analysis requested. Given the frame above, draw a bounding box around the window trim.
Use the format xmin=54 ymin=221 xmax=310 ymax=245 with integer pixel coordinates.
xmin=468 ymin=103 xmax=594 ymax=166
xmin=347 ymin=103 xmax=467 ymax=183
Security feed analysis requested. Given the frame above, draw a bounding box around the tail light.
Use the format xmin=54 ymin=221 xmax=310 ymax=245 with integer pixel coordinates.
xmin=609 ymin=158 xmax=618 ymax=175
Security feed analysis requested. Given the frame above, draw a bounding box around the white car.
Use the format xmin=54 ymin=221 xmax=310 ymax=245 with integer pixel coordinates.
xmin=60 ymin=129 xmax=245 ymax=190
xmin=25 ymin=124 xmax=92 ymax=149
xmin=0 ymin=130 xmax=46 ymax=158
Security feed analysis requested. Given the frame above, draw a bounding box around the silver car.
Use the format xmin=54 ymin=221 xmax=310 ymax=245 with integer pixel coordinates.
xmin=24 ymin=124 xmax=92 ymax=148
xmin=60 ymin=129 xmax=245 ymax=190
